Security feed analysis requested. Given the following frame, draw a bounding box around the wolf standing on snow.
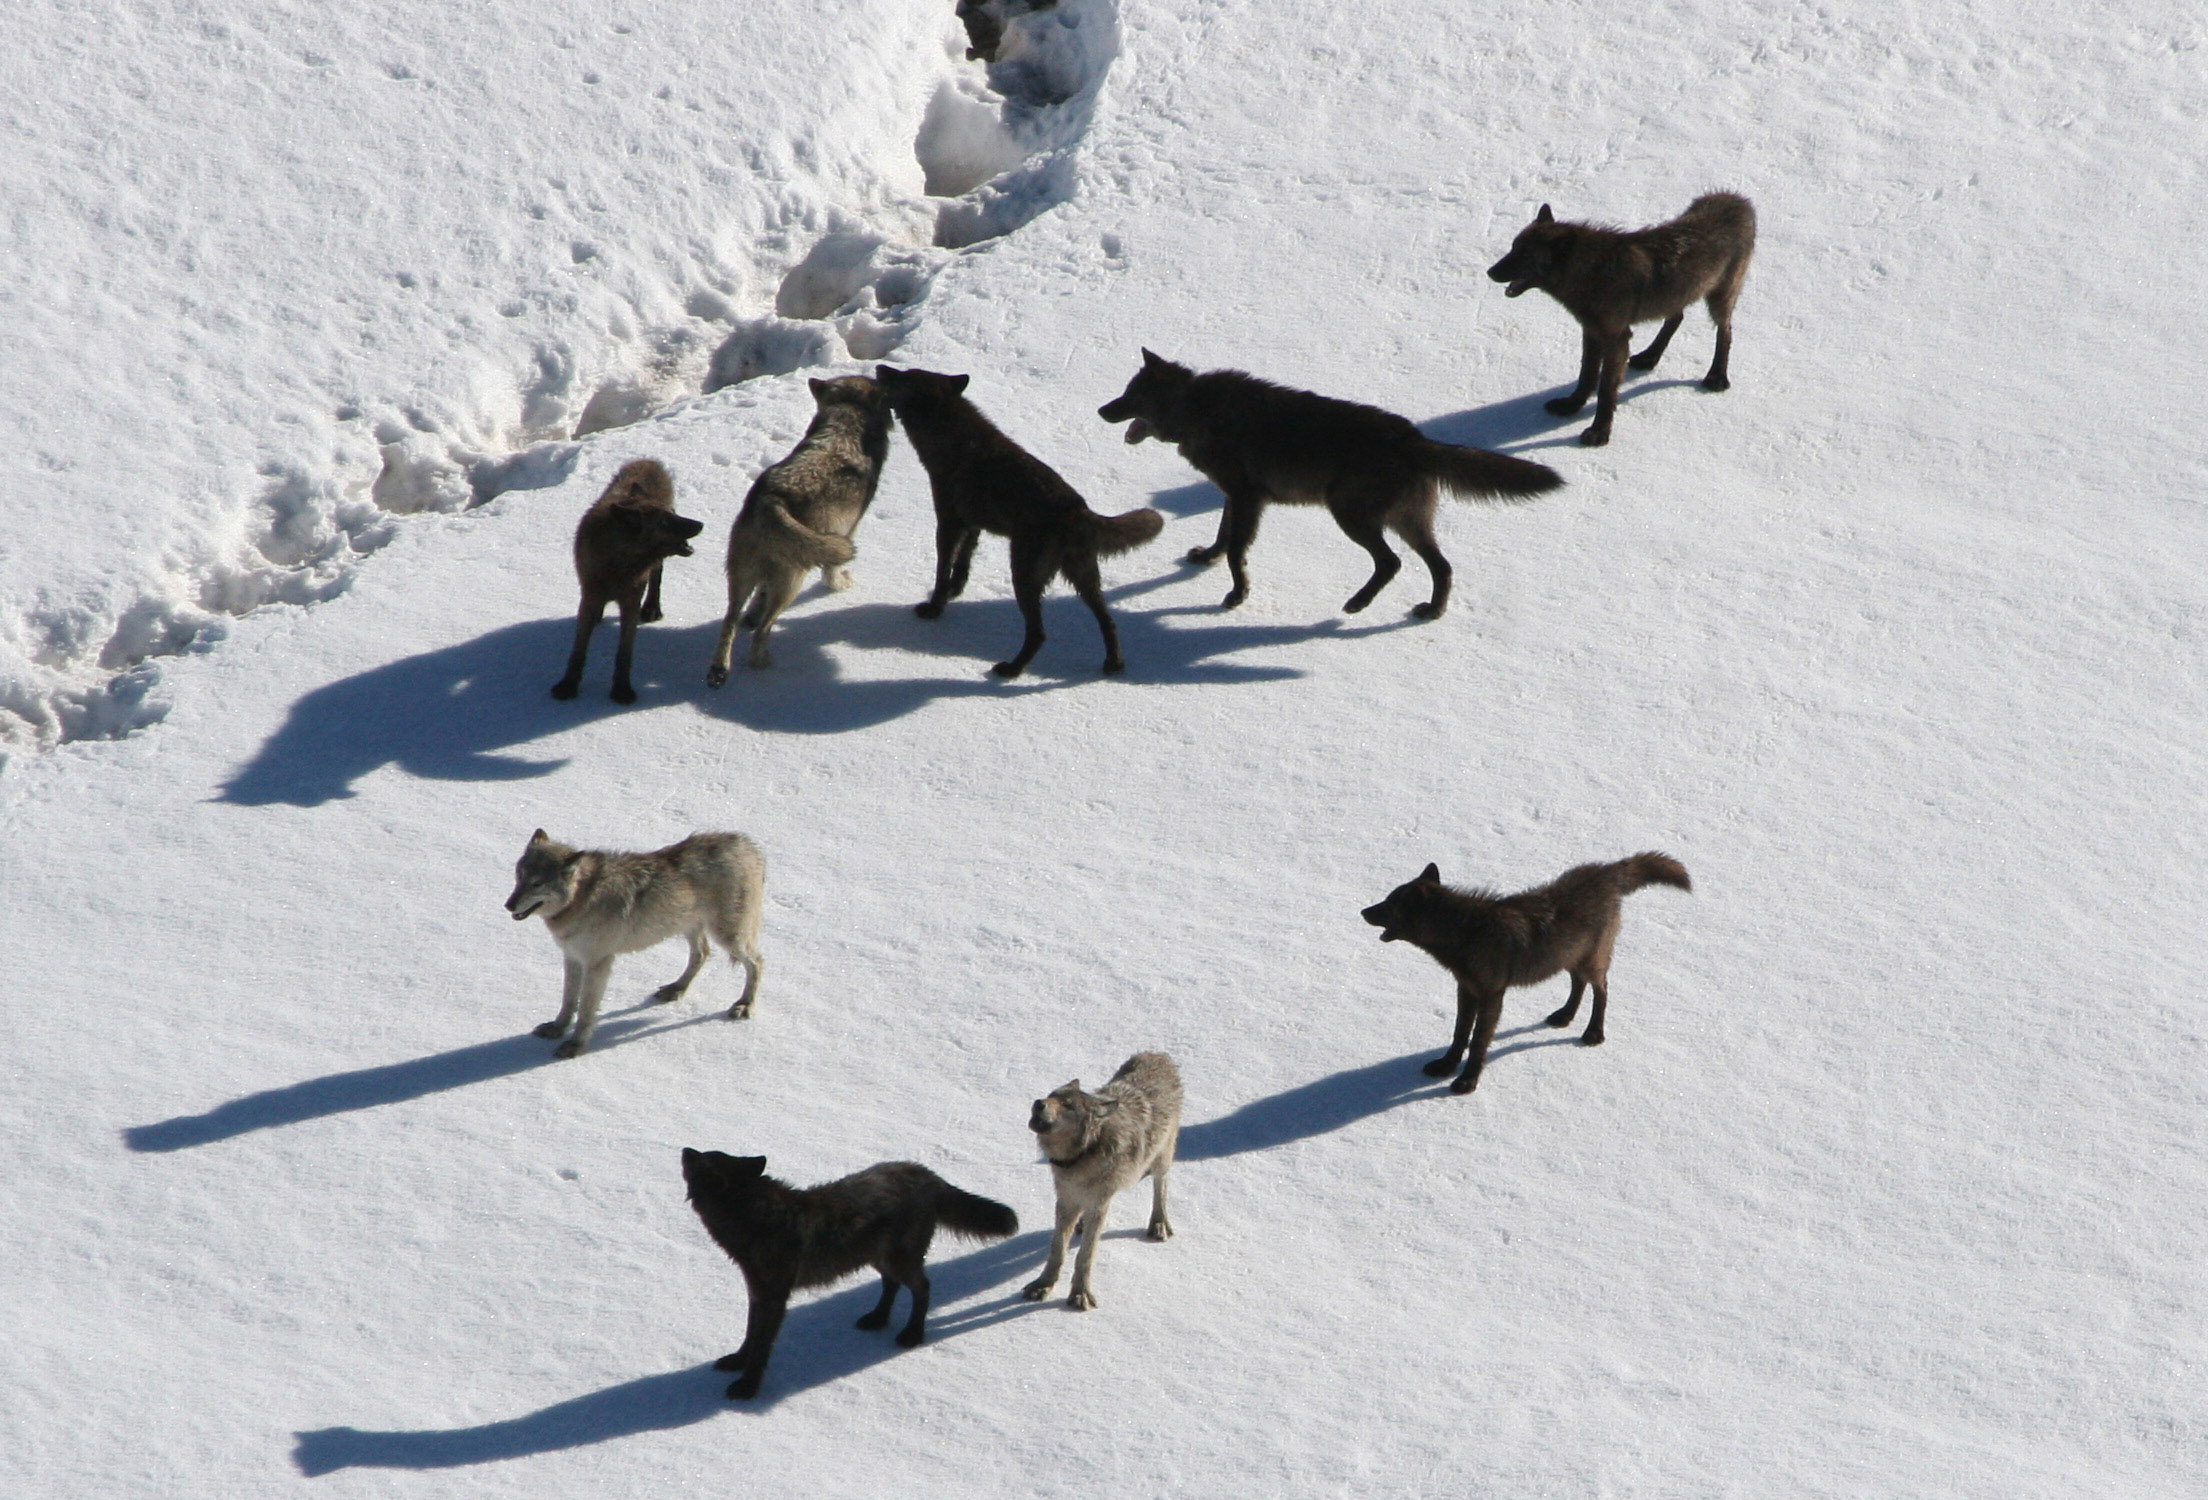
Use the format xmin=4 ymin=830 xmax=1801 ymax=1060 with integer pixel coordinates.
xmin=1024 ymin=1052 xmax=1182 ymax=1310
xmin=550 ymin=458 xmax=705 ymax=703
xmin=1096 ymin=351 xmax=1562 ymax=617
xmin=504 ymin=829 xmax=765 ymax=1058
xmin=707 ymin=375 xmax=893 ymax=686
xmin=1361 ymin=853 xmax=1692 ymax=1094
xmin=1486 ymin=192 xmax=1756 ymax=447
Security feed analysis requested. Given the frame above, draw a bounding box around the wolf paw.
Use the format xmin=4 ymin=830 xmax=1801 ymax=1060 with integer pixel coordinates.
xmin=550 ymin=680 xmax=580 ymax=700
xmin=1066 ymin=1290 xmax=1096 ymax=1311
xmin=1220 ymin=587 xmax=1247 ymax=609
xmin=991 ymin=660 xmax=1025 ymax=678
xmin=610 ymin=683 xmax=638 ymax=704
xmin=914 ymin=600 xmax=945 ymax=619
xmin=825 ymin=567 xmax=855 ymax=592
xmin=725 ymin=1375 xmax=762 ymax=1400
xmin=747 ymin=648 xmax=773 ymax=670
xmin=855 ymin=1309 xmax=889 ymax=1331
xmin=555 ymin=1039 xmax=586 ymax=1060
xmin=1580 ymin=1031 xmax=1605 ymax=1047
xmin=896 ymin=1327 xmax=927 ymax=1349
xmin=649 ymin=984 xmax=687 ymax=1005
xmin=639 ymin=605 xmax=664 ymax=625
xmin=1545 ymin=396 xmax=1588 ymax=417
xmin=1147 ymin=1222 xmax=1173 ymax=1242
xmin=705 ymin=664 xmax=729 ymax=689
xmin=1422 ymin=1056 xmax=1458 ymax=1078
xmin=532 ymin=1021 xmax=568 ymax=1040
xmin=714 ymin=1351 xmax=750 ymax=1372
xmin=1184 ymin=545 xmax=1220 ymax=567
xmin=1578 ymin=427 xmax=1610 ymax=448
xmin=1101 ymin=656 xmax=1126 ymax=674
xmin=1342 ymin=592 xmax=1373 ymax=614
xmin=1449 ymin=1073 xmax=1479 ymax=1095
xmin=1410 ymin=601 xmax=1445 ymax=621
xmin=1021 ymin=1278 xmax=1055 ymax=1301
xmin=1628 ymin=352 xmax=1664 ymax=371
xmin=724 ymin=1002 xmax=753 ymax=1021
xmin=1701 ymin=374 xmax=1730 ymax=392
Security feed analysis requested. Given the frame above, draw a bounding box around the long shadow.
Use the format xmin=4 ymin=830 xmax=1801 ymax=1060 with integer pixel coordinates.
xmin=290 ymin=1232 xmax=1051 ymax=1472
xmin=122 ymin=1004 xmax=709 ymax=1153
xmin=220 ymin=577 xmax=1326 ymax=805
xmin=1422 ymin=376 xmax=1708 ymax=454
xmin=1176 ymin=1051 xmax=1445 ymax=1161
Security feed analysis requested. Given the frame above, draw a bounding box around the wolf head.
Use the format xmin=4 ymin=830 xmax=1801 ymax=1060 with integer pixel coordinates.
xmin=1096 ymin=348 xmax=1193 ymax=445
xmin=810 ymin=373 xmax=889 ymax=423
xmin=1029 ymin=1079 xmax=1113 ymax=1161
xmin=1360 ymin=862 xmax=1445 ymax=943
xmin=873 ymin=364 xmax=970 ymax=421
xmin=591 ymin=458 xmax=704 ymax=558
xmin=1486 ymin=205 xmax=1568 ymax=298
xmin=680 ymin=1147 xmax=769 ymax=1206
xmin=505 ymin=829 xmax=584 ymax=921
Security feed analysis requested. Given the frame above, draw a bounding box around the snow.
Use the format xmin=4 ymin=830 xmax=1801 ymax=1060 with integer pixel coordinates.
xmin=3 ymin=1 xmax=2204 ymax=1495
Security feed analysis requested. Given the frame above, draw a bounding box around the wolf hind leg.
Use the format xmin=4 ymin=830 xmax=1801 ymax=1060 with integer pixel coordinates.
xmin=651 ymin=931 xmax=710 ymax=1005
xmin=992 ymin=537 xmax=1049 ymax=678
xmin=1331 ymin=493 xmax=1401 ymax=615
xmin=1388 ymin=496 xmax=1452 ymax=620
xmin=723 ymin=945 xmax=763 ymax=1020
xmin=1629 ymin=313 xmax=1684 ymax=371
xmin=746 ymin=568 xmax=807 ymax=669
xmin=1546 ymin=973 xmax=1586 ymax=1029
xmin=1147 ymin=1161 xmax=1174 ymax=1241
xmin=855 ymin=1272 xmax=900 ymax=1331
xmin=1701 ymin=258 xmax=1747 ymax=392
xmin=1063 ymin=550 xmax=1125 ymax=674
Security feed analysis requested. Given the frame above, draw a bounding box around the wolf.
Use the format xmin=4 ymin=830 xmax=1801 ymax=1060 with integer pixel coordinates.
xmin=707 ymin=376 xmax=893 ymax=686
xmin=1096 ymin=351 xmax=1562 ymax=616
xmin=504 ymin=829 xmax=765 ymax=1058
xmin=1362 ymin=853 xmax=1691 ymax=1093
xmin=1023 ymin=1051 xmax=1181 ymax=1310
xmin=681 ymin=1148 xmax=1017 ymax=1398
xmin=1486 ymin=192 xmax=1756 ymax=447
xmin=875 ymin=364 xmax=1163 ymax=677
xmin=955 ymin=0 xmax=1059 ymax=64
xmin=550 ymin=459 xmax=706 ymax=703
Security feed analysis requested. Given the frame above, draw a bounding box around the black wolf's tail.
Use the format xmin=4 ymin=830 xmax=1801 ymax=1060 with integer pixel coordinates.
xmin=936 ymin=1185 xmax=1019 ymax=1241
xmin=1617 ymin=852 xmax=1692 ymax=896
xmin=1083 ymin=506 xmax=1166 ymax=558
xmin=1423 ymin=442 xmax=1564 ymax=503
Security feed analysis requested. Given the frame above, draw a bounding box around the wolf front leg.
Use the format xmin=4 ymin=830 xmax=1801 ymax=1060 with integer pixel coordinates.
xmin=1023 ymin=1193 xmax=1081 ymax=1303
xmin=1450 ymin=986 xmax=1507 ymax=1094
xmin=716 ymin=1278 xmax=791 ymax=1399
xmin=554 ymin=957 xmax=615 ymax=1058
xmin=1146 ymin=1162 xmax=1174 ymax=1241
xmin=1064 ymin=1197 xmax=1111 ymax=1310
xmin=1423 ymin=979 xmax=1478 ymax=1078
xmin=534 ymin=956 xmax=585 ymax=1040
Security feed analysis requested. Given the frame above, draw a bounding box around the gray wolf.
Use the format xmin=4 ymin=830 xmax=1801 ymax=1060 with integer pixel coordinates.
xmin=876 ymin=364 xmax=1163 ymax=677
xmin=1362 ymin=853 xmax=1691 ymax=1093
xmin=1486 ymin=192 xmax=1756 ymax=447
xmin=707 ymin=376 xmax=892 ymax=686
xmin=550 ymin=459 xmax=706 ymax=703
xmin=1096 ymin=350 xmax=1562 ymax=616
xmin=504 ymin=829 xmax=764 ymax=1058
xmin=681 ymin=1148 xmax=1017 ymax=1399
xmin=1023 ymin=1051 xmax=1181 ymax=1310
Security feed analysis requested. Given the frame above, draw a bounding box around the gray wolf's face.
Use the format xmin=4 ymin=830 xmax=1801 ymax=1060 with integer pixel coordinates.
xmin=810 ymin=374 xmax=888 ymax=423
xmin=1096 ymin=348 xmax=1189 ymax=445
xmin=1030 ymin=1083 xmax=1090 ymax=1150
xmin=1487 ymin=206 xmax=1564 ymax=297
xmin=506 ymin=831 xmax=581 ymax=921
xmin=608 ymin=502 xmax=705 ymax=559
xmin=1361 ymin=863 xmax=1443 ymax=942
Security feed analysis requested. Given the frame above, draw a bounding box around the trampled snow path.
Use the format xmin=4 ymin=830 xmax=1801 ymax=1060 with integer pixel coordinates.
xmin=4 ymin=3 xmax=2205 ymax=1498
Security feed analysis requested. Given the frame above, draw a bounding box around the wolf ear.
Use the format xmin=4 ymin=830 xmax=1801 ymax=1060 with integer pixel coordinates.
xmin=1060 ymin=1079 xmax=1081 ymax=1095
xmin=1141 ymin=347 xmax=1165 ymax=368
xmin=1419 ymin=862 xmax=1441 ymax=883
xmin=1536 ymin=203 xmax=1554 ymax=223
xmin=948 ymin=373 xmax=970 ymax=394
xmin=529 ymin=828 xmax=548 ymax=844
xmin=734 ymin=1156 xmax=767 ymax=1178
xmin=681 ymin=1147 xmax=701 ymax=1165
xmin=808 ymin=377 xmax=830 ymax=398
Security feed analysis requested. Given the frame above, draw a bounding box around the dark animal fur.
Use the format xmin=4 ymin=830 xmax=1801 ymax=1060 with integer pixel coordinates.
xmin=1096 ymin=351 xmax=1562 ymax=616
xmin=1361 ymin=853 xmax=1691 ymax=1094
xmin=551 ymin=459 xmax=705 ymax=703
xmin=876 ymin=364 xmax=1163 ymax=677
xmin=956 ymin=0 xmax=1057 ymax=63
xmin=1486 ymin=192 xmax=1755 ymax=447
xmin=681 ymin=1148 xmax=1017 ymax=1400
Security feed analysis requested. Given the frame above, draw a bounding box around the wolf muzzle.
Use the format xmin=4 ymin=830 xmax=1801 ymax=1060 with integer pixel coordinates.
xmin=1360 ymin=903 xmax=1399 ymax=940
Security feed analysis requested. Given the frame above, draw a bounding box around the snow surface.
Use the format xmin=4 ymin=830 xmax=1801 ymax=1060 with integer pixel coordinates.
xmin=4 ymin=0 xmax=2204 ymax=1495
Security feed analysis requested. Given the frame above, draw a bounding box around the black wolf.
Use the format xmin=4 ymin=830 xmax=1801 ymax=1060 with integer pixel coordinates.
xmin=1096 ymin=351 xmax=1561 ymax=616
xmin=681 ymin=1149 xmax=1018 ymax=1399
xmin=551 ymin=459 xmax=705 ymax=703
xmin=876 ymin=364 xmax=1163 ymax=677
xmin=1361 ymin=853 xmax=1692 ymax=1094
xmin=1486 ymin=192 xmax=1756 ymax=447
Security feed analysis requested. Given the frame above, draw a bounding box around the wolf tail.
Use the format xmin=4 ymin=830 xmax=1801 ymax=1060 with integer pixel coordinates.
xmin=1423 ymin=442 xmax=1564 ymax=503
xmin=1083 ymin=505 xmax=1166 ymax=558
xmin=935 ymin=1184 xmax=1019 ymax=1241
xmin=1617 ymin=852 xmax=1692 ymax=895
xmin=758 ymin=501 xmax=857 ymax=569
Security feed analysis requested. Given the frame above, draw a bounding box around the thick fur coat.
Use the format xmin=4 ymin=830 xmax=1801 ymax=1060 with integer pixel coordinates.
xmin=1023 ymin=1051 xmax=1182 ymax=1310
xmin=504 ymin=829 xmax=765 ymax=1057
xmin=551 ymin=458 xmax=705 ymax=703
xmin=1096 ymin=351 xmax=1562 ymax=616
xmin=681 ymin=1149 xmax=1017 ymax=1398
xmin=1486 ymin=192 xmax=1756 ymax=446
xmin=1362 ymin=853 xmax=1691 ymax=1093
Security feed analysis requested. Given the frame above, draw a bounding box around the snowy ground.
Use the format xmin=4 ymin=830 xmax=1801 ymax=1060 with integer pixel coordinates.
xmin=4 ymin=1 xmax=2204 ymax=1496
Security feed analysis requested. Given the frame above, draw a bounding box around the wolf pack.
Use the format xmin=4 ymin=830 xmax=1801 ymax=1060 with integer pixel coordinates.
xmin=505 ymin=189 xmax=1748 ymax=1398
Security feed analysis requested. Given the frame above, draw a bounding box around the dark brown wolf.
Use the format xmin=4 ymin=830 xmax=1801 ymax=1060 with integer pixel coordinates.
xmin=550 ymin=459 xmax=705 ymax=703
xmin=875 ymin=364 xmax=1163 ymax=677
xmin=707 ymin=376 xmax=892 ymax=686
xmin=1096 ymin=351 xmax=1562 ymax=616
xmin=1360 ymin=853 xmax=1691 ymax=1094
xmin=681 ymin=1149 xmax=1018 ymax=1399
xmin=1486 ymin=192 xmax=1755 ymax=447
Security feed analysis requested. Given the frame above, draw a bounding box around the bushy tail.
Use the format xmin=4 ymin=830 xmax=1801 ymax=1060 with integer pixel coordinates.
xmin=936 ymin=1185 xmax=1019 ymax=1241
xmin=1423 ymin=442 xmax=1564 ymax=503
xmin=1688 ymin=190 xmax=1757 ymax=248
xmin=758 ymin=501 xmax=857 ymax=568
xmin=1617 ymin=852 xmax=1692 ymax=895
xmin=1084 ymin=505 xmax=1166 ymax=558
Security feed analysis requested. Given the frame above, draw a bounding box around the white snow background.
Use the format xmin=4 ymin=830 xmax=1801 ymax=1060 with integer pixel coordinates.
xmin=2 ymin=0 xmax=2203 ymax=1495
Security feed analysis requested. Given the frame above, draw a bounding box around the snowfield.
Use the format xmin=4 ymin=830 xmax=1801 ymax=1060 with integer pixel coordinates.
xmin=3 ymin=1 xmax=2203 ymax=1496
